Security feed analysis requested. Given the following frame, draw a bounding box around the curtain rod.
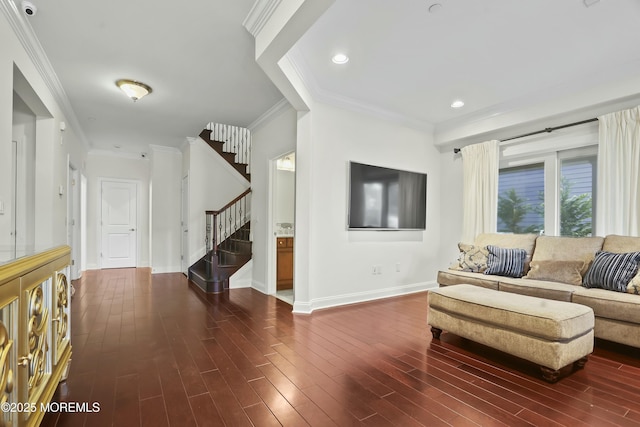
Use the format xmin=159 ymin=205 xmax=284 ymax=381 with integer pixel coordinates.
xmin=453 ymin=117 xmax=598 ymax=154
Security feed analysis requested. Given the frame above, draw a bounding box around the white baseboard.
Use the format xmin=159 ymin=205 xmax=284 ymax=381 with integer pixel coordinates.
xmin=151 ymin=265 xmax=182 ymax=274
xmin=292 ymin=281 xmax=437 ymax=314
xmin=251 ymin=280 xmax=266 ymax=294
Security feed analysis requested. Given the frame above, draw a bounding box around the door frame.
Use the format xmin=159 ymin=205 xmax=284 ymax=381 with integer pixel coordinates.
xmin=181 ymin=173 xmax=189 ymax=275
xmin=98 ymin=177 xmax=141 ymax=269
xmin=267 ymin=151 xmax=296 ymax=297
xmin=67 ymin=159 xmax=82 ymax=279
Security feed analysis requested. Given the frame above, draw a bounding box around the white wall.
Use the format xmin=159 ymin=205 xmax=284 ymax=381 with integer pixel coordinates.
xmin=84 ymin=153 xmax=150 ymax=269
xmin=438 ymin=151 xmax=464 ymax=269
xmin=183 ymin=138 xmax=250 ymax=267
xmin=274 ymin=168 xmax=295 ymax=224
xmin=250 ymin=106 xmax=298 ymax=292
xmin=293 ymin=101 xmax=441 ymax=313
xmin=1 ymin=11 xmax=87 ymax=261
xmin=150 ymin=146 xmax=182 ymax=273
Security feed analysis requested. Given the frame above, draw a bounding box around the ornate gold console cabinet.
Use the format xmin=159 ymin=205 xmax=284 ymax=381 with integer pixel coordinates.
xmin=0 ymin=246 xmax=72 ymax=427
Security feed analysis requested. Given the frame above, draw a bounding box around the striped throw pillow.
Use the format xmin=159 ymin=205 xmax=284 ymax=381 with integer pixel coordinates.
xmin=484 ymin=245 xmax=527 ymax=278
xmin=582 ymin=251 xmax=640 ymax=293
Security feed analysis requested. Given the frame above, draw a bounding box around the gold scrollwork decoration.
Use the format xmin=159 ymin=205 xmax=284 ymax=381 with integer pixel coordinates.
xmin=0 ymin=321 xmax=14 ymax=406
xmin=55 ymin=273 xmax=69 ymax=345
xmin=27 ymin=286 xmax=48 ymax=395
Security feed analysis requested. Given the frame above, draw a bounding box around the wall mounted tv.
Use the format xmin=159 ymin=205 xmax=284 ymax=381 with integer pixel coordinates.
xmin=348 ymin=161 xmax=427 ymax=230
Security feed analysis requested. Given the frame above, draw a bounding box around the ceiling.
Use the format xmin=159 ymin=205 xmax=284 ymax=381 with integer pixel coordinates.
xmin=15 ymin=0 xmax=640 ymax=154
xmin=290 ymin=0 xmax=640 ymax=130
xmin=23 ymin=0 xmax=283 ymax=154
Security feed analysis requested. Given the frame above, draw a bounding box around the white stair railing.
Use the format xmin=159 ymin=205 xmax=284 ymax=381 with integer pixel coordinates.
xmin=205 ymin=122 xmax=252 ymax=174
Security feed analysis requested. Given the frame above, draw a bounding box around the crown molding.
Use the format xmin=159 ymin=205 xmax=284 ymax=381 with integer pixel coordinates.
xmin=286 ymin=48 xmax=434 ymax=133
xmin=243 ymin=0 xmax=283 ymax=37
xmin=149 ymin=144 xmax=182 ymax=154
xmin=1 ymin=0 xmax=90 ymax=150
xmin=88 ymin=149 xmax=150 ymax=161
xmin=248 ymin=97 xmax=291 ymax=131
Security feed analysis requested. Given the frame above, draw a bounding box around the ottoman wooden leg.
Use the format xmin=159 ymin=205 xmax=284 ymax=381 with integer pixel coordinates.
xmin=540 ymin=366 xmax=560 ymax=383
xmin=574 ymin=356 xmax=588 ymax=369
xmin=430 ymin=326 xmax=442 ymax=339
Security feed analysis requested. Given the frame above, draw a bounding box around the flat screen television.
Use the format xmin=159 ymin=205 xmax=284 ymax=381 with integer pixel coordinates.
xmin=348 ymin=161 xmax=427 ymax=230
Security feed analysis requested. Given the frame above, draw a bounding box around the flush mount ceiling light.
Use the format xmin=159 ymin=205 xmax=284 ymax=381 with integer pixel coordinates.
xmin=428 ymin=3 xmax=443 ymax=13
xmin=331 ymin=53 xmax=349 ymax=64
xmin=116 ymin=79 xmax=153 ymax=101
xmin=451 ymin=100 xmax=465 ymax=109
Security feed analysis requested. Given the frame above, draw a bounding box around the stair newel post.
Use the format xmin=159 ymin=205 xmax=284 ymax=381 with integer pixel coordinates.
xmin=211 ymin=212 xmax=218 ymax=256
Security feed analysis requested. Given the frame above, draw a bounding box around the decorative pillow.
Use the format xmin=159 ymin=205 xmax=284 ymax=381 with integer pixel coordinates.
xmin=627 ymin=271 xmax=640 ymax=295
xmin=582 ymin=251 xmax=640 ymax=293
xmin=524 ymin=260 xmax=585 ymax=286
xmin=449 ymin=243 xmax=489 ymax=273
xmin=484 ymin=245 xmax=527 ymax=278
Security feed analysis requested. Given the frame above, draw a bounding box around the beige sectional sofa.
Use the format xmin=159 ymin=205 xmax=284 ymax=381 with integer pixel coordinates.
xmin=437 ymin=233 xmax=640 ymax=348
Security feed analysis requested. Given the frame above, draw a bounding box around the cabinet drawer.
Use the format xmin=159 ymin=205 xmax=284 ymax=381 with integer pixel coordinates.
xmin=277 ymin=237 xmax=294 ymax=247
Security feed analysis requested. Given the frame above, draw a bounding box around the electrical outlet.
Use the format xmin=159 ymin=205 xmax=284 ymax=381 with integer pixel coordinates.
xmin=372 ymin=265 xmax=377 ymax=275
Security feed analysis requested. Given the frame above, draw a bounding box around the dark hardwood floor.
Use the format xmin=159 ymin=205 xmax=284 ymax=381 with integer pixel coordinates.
xmin=41 ymin=268 xmax=640 ymax=426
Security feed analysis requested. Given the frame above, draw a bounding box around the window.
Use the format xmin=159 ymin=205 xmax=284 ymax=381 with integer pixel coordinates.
xmin=498 ymin=164 xmax=544 ymax=234
xmin=559 ymin=156 xmax=596 ymax=237
xmin=497 ymin=123 xmax=598 ymax=236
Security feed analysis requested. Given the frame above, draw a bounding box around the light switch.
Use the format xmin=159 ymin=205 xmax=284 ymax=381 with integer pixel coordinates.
xmin=0 ymin=201 xmax=4 ymax=215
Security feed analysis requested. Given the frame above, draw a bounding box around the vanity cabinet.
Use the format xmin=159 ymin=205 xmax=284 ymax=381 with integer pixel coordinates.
xmin=276 ymin=237 xmax=293 ymax=290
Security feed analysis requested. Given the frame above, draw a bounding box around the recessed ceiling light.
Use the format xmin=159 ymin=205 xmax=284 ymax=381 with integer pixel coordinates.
xmin=332 ymin=53 xmax=349 ymax=64
xmin=451 ymin=100 xmax=465 ymax=109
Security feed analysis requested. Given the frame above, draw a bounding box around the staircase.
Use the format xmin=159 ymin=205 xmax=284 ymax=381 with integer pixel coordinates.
xmin=188 ymin=123 xmax=252 ymax=293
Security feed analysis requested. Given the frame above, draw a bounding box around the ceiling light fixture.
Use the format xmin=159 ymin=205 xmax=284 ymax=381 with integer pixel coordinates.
xmin=116 ymin=79 xmax=153 ymax=102
xmin=332 ymin=53 xmax=349 ymax=64
xmin=451 ymin=100 xmax=465 ymax=109
xmin=428 ymin=3 xmax=443 ymax=13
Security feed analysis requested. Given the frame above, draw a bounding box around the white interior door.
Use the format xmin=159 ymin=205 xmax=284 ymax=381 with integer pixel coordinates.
xmin=101 ymin=180 xmax=137 ymax=269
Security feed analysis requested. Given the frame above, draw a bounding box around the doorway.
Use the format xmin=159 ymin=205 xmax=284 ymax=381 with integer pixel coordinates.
xmin=272 ymin=152 xmax=295 ymax=305
xmin=100 ymin=179 xmax=138 ymax=269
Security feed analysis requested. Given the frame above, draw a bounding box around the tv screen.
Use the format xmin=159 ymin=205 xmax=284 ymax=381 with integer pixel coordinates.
xmin=348 ymin=161 xmax=427 ymax=230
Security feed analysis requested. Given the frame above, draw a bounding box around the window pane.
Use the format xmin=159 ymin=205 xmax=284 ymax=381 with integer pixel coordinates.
xmin=560 ymin=157 xmax=595 ymax=237
xmin=498 ymin=164 xmax=544 ymax=234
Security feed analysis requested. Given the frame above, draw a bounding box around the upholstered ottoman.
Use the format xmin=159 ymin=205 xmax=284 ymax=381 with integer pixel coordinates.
xmin=428 ymin=284 xmax=594 ymax=382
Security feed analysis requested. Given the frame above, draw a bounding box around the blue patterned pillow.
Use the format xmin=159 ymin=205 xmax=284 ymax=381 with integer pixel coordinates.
xmin=484 ymin=245 xmax=527 ymax=278
xmin=582 ymin=251 xmax=640 ymax=292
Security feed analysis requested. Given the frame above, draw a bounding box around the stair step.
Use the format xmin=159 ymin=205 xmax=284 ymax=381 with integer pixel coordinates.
xmin=198 ymin=129 xmax=250 ymax=182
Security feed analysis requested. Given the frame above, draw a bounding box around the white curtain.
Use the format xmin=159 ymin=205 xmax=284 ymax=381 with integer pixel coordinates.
xmin=461 ymin=140 xmax=499 ymax=242
xmin=596 ymin=106 xmax=640 ymax=236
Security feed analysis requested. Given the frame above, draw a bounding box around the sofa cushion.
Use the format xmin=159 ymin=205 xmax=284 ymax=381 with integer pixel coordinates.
xmin=474 ymin=233 xmax=538 ymax=269
xmin=582 ymin=251 xmax=640 ymax=292
xmin=602 ymin=235 xmax=640 ymax=253
xmin=531 ymin=236 xmax=604 ymax=275
xmin=572 ymin=287 xmax=640 ymax=324
xmin=603 ymin=235 xmax=640 ymax=295
xmin=485 ymin=245 xmax=526 ymax=278
xmin=429 ymin=284 xmax=594 ymax=341
xmin=498 ymin=277 xmax=577 ymax=302
xmin=449 ymin=243 xmax=489 ymax=273
xmin=437 ymin=270 xmax=500 ymax=290
xmin=524 ymin=260 xmax=584 ymax=286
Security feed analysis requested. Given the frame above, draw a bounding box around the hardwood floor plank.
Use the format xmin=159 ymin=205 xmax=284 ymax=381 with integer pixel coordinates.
xmin=39 ymin=271 xmax=640 ymax=427
xmin=188 ymin=392 xmax=225 ymax=427
xmin=140 ymin=396 xmax=169 ymax=427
